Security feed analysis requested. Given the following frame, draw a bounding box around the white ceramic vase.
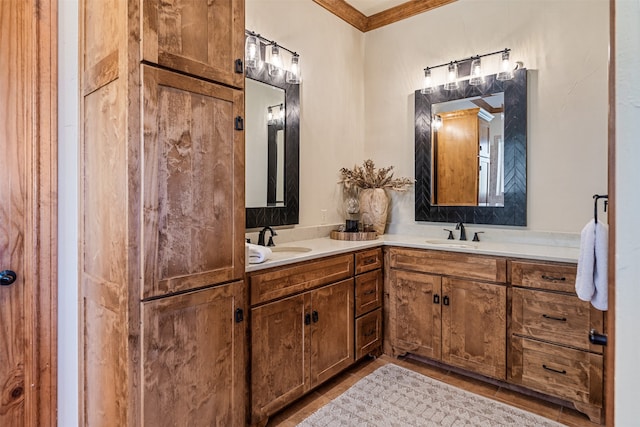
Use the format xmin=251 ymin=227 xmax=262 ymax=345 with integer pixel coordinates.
xmin=358 ymin=188 xmax=389 ymax=235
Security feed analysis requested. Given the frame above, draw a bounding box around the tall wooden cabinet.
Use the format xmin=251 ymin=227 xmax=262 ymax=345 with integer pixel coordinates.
xmin=80 ymin=1 xmax=246 ymax=425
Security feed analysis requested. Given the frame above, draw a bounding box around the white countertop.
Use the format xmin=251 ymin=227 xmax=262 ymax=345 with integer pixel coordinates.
xmin=245 ymin=234 xmax=580 ymax=272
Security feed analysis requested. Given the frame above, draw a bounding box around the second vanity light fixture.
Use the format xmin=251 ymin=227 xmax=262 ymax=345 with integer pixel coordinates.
xmin=245 ymin=30 xmax=301 ymax=84
xmin=421 ymin=48 xmax=516 ymax=94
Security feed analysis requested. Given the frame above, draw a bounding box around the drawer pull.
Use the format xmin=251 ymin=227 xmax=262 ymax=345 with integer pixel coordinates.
xmin=542 ymin=314 xmax=567 ymax=322
xmin=541 ymin=274 xmax=566 ymax=282
xmin=304 ymin=313 xmax=311 ymax=325
xmin=542 ymin=364 xmax=567 ymax=375
xmin=363 ymin=289 xmax=376 ymax=296
xmin=312 ymin=310 xmax=319 ymax=323
xmin=364 ymin=258 xmax=377 ymax=265
xmin=364 ymin=329 xmax=377 ymax=337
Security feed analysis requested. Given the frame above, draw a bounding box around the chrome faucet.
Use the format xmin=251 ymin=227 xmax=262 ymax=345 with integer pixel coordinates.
xmin=455 ymin=222 xmax=467 ymax=241
xmin=258 ymin=226 xmax=277 ymax=246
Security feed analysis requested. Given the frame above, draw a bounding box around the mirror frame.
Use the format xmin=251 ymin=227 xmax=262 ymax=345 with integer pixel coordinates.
xmin=415 ymin=68 xmax=527 ymax=226
xmin=245 ymin=67 xmax=300 ymax=228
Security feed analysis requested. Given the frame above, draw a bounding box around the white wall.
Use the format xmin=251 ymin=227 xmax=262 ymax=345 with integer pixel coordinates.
xmin=246 ymin=0 xmax=366 ymax=226
xmin=614 ymin=0 xmax=640 ymax=424
xmin=57 ymin=0 xmax=79 ymax=425
xmin=364 ymin=0 xmax=609 ymax=233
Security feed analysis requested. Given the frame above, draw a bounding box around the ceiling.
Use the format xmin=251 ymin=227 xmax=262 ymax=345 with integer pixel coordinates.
xmin=345 ymin=0 xmax=408 ymax=16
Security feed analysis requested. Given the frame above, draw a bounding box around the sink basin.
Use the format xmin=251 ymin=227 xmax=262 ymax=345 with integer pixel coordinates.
xmin=270 ymin=246 xmax=312 ymax=253
xmin=424 ymin=239 xmax=478 ymax=249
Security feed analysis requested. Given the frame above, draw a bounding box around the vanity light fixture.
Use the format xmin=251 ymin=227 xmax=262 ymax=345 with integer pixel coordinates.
xmin=267 ymin=103 xmax=285 ymax=126
xmin=245 ymin=29 xmax=302 ymax=84
xmin=433 ymin=114 xmax=443 ymax=130
xmin=443 ymin=62 xmax=459 ymax=91
xmin=421 ymin=48 xmax=515 ymax=93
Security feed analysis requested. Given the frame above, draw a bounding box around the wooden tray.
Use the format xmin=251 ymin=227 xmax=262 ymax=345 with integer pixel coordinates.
xmin=330 ymin=230 xmax=379 ymax=241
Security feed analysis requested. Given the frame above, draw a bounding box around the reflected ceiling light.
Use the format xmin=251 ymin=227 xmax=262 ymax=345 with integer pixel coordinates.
xmin=245 ymin=29 xmax=302 ymax=84
xmin=443 ymin=62 xmax=458 ymax=91
xmin=421 ymin=48 xmax=516 ymax=94
xmin=433 ymin=114 xmax=443 ymax=130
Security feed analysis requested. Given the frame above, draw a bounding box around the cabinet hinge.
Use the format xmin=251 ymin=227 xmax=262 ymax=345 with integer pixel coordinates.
xmin=235 ymin=58 xmax=244 ymax=74
xmin=235 ymin=116 xmax=244 ymax=131
xmin=235 ymin=308 xmax=244 ymax=323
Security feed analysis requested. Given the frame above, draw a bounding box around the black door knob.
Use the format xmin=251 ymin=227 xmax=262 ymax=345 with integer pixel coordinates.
xmin=0 ymin=270 xmax=17 ymax=286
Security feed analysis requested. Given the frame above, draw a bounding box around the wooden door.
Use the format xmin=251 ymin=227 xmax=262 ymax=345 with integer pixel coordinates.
xmin=251 ymin=293 xmax=310 ymax=422
xmin=390 ymin=270 xmax=442 ymax=359
xmin=142 ymin=0 xmax=245 ymax=88
xmin=441 ymin=277 xmax=506 ymax=380
xmin=310 ymin=279 xmax=354 ymax=387
xmin=142 ymin=281 xmax=245 ymax=426
xmin=142 ymin=66 xmax=245 ymax=299
xmin=0 ymin=0 xmax=56 ymax=425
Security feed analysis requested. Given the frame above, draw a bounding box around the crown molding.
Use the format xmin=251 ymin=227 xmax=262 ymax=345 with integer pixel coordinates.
xmin=313 ymin=0 xmax=457 ymax=32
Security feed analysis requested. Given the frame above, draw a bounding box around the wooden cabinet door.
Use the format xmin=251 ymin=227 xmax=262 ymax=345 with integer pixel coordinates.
xmin=310 ymin=279 xmax=355 ymax=387
xmin=389 ymin=270 xmax=442 ymax=359
xmin=142 ymin=281 xmax=245 ymax=427
xmin=142 ymin=0 xmax=244 ymax=88
xmin=251 ymin=293 xmax=310 ymax=422
xmin=142 ymin=66 xmax=244 ymax=299
xmin=441 ymin=277 xmax=506 ymax=380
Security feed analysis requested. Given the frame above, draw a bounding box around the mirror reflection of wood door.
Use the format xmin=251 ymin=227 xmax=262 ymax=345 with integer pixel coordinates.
xmin=434 ymin=108 xmax=486 ymax=206
xmin=0 ymin=0 xmax=56 ymax=425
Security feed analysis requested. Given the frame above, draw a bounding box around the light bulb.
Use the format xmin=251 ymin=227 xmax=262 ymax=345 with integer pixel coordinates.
xmin=244 ymin=35 xmax=261 ymax=69
xmin=443 ymin=62 xmax=458 ymax=91
xmin=268 ymin=45 xmax=282 ymax=76
xmin=433 ymin=115 xmax=443 ymax=130
xmin=469 ymin=57 xmax=484 ymax=86
xmin=421 ymin=68 xmax=435 ymax=94
xmin=497 ymin=50 xmax=513 ymax=81
xmin=287 ymin=55 xmax=301 ymax=84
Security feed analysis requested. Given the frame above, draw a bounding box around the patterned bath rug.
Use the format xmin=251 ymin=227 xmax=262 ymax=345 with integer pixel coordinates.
xmin=297 ymin=363 xmax=564 ymax=427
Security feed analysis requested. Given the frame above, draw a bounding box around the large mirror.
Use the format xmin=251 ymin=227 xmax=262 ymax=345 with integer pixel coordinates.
xmin=415 ymin=69 xmax=527 ymax=225
xmin=245 ymin=64 xmax=300 ymax=228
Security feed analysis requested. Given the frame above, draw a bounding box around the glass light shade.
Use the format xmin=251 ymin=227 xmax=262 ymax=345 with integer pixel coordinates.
xmin=443 ymin=62 xmax=458 ymax=91
xmin=278 ymin=104 xmax=285 ymax=121
xmin=433 ymin=115 xmax=443 ymax=130
xmin=497 ymin=50 xmax=513 ymax=81
xmin=420 ymin=68 xmax=435 ymax=94
xmin=268 ymin=45 xmax=282 ymax=76
xmin=286 ymin=55 xmax=301 ymax=84
xmin=469 ymin=57 xmax=484 ymax=86
xmin=244 ymin=35 xmax=261 ymax=69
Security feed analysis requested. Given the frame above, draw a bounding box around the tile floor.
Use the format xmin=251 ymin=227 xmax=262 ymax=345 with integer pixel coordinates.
xmin=265 ymin=355 xmax=602 ymax=427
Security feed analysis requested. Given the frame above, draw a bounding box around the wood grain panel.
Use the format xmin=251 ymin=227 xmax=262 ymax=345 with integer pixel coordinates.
xmin=510 ymin=260 xmax=577 ymax=293
xmin=251 ymin=293 xmax=309 ymax=423
xmin=354 ymin=247 xmax=383 ymax=275
xmin=249 ymin=254 xmax=354 ymax=305
xmin=142 ymin=281 xmax=245 ymax=427
xmin=82 ymin=0 xmax=120 ymax=94
xmin=355 ymin=269 xmax=382 ymax=317
xmin=142 ymin=66 xmax=244 ymax=298
xmin=441 ymin=277 xmax=506 ymax=380
xmin=388 ymin=247 xmax=506 ymax=283
xmin=389 ymin=269 xmax=442 ymax=359
xmin=142 ymin=0 xmax=244 ymax=88
xmin=355 ymin=308 xmax=382 ymax=360
xmin=310 ymin=278 xmax=355 ymax=387
xmin=512 ymin=287 xmax=604 ymax=353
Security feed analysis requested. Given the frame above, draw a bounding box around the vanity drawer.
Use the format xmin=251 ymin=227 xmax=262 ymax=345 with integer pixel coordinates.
xmin=355 ymin=308 xmax=382 ymax=360
xmin=355 ymin=269 xmax=382 ymax=317
xmin=355 ymin=248 xmax=383 ymax=275
xmin=388 ymin=247 xmax=507 ymax=283
xmin=249 ymin=254 xmax=354 ymax=305
xmin=510 ymin=337 xmax=603 ymax=407
xmin=510 ymin=260 xmax=577 ymax=293
xmin=512 ymin=288 xmax=604 ymax=353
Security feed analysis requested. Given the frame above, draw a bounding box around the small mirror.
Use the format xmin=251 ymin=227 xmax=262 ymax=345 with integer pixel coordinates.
xmin=245 ymin=64 xmax=300 ymax=228
xmin=415 ymin=69 xmax=527 ymax=226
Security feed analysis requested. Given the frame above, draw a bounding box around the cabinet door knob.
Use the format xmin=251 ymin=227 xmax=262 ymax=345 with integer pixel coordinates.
xmin=0 ymin=270 xmax=17 ymax=286
xmin=589 ymin=329 xmax=608 ymax=346
xmin=304 ymin=313 xmax=311 ymax=325
xmin=312 ymin=310 xmax=319 ymax=323
xmin=442 ymin=295 xmax=450 ymax=306
xmin=433 ymin=294 xmax=440 ymax=304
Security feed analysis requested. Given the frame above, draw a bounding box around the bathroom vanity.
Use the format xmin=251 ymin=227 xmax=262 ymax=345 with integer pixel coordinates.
xmin=245 ymin=236 xmax=604 ymax=425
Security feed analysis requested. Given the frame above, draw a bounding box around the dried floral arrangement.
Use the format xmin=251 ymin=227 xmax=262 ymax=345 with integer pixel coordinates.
xmin=339 ymin=159 xmax=413 ymax=192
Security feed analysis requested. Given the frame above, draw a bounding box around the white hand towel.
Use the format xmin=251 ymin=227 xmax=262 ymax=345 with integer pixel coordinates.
xmin=575 ymin=219 xmax=608 ymax=311
xmin=247 ymin=243 xmax=272 ymax=264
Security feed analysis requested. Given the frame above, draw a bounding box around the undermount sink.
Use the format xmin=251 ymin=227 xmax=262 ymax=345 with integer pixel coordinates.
xmin=270 ymin=246 xmax=312 ymax=253
xmin=424 ymin=239 xmax=478 ymax=249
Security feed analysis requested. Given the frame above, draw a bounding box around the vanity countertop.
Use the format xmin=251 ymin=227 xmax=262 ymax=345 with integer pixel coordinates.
xmin=245 ymin=234 xmax=580 ymax=272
